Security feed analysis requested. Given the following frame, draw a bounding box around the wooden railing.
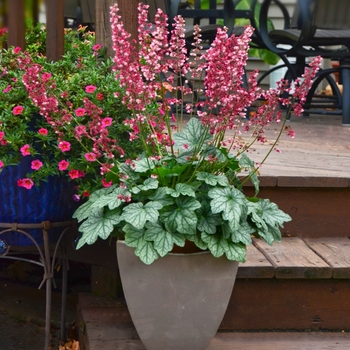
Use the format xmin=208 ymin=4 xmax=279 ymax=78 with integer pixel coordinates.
xmin=6 ymin=0 xmax=139 ymax=61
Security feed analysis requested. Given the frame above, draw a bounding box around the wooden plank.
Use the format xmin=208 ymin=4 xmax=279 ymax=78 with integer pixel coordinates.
xmin=7 ymin=0 xmax=25 ymax=49
xmin=304 ymin=237 xmax=350 ymax=278
xmin=253 ymin=237 xmax=332 ymax=278
xmin=95 ymin=0 xmax=114 ymax=58
xmin=237 ymin=244 xmax=275 ymax=279
xmin=45 ymin=0 xmax=64 ymax=61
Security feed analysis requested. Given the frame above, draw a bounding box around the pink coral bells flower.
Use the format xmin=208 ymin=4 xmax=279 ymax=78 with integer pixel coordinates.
xmin=20 ymin=144 xmax=31 ymax=156
xmin=84 ymin=152 xmax=97 ymax=162
xmin=58 ymin=141 xmax=71 ymax=152
xmin=31 ymin=160 xmax=43 ymax=170
xmin=17 ymin=178 xmax=34 ymax=189
xmin=75 ymin=108 xmax=86 ymax=116
xmin=58 ymin=160 xmax=69 ymax=171
xmin=85 ymin=85 xmax=97 ymax=93
xmin=38 ymin=128 xmax=48 ymax=135
xmin=287 ymin=129 xmax=296 ymax=138
xmin=13 ymin=105 xmax=24 ymax=115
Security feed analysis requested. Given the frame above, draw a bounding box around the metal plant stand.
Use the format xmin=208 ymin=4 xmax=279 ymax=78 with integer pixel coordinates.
xmin=0 ymin=220 xmax=76 ymax=350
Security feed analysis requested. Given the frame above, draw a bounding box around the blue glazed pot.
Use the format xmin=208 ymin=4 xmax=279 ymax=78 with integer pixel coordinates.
xmin=0 ymin=157 xmax=78 ymax=247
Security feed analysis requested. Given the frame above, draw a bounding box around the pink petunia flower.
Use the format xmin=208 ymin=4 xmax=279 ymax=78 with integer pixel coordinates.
xmin=58 ymin=160 xmax=69 ymax=171
xmin=38 ymin=128 xmax=48 ymax=135
xmin=75 ymin=108 xmax=86 ymax=116
xmin=93 ymin=44 xmax=102 ymax=51
xmin=17 ymin=178 xmax=34 ymax=189
xmin=20 ymin=144 xmax=31 ymax=156
xmin=13 ymin=46 xmax=21 ymax=54
xmin=31 ymin=160 xmax=43 ymax=170
xmin=68 ymin=169 xmax=85 ymax=179
xmin=13 ymin=105 xmax=24 ymax=115
xmin=102 ymin=178 xmax=113 ymax=188
xmin=41 ymin=73 xmax=52 ymax=81
xmin=0 ymin=131 xmax=4 ymax=141
xmin=85 ymin=85 xmax=97 ymax=93
xmin=84 ymin=152 xmax=97 ymax=162
xmin=97 ymin=93 xmax=104 ymax=100
xmin=3 ymin=85 xmax=11 ymax=93
xmin=101 ymin=117 xmax=112 ymax=128
xmin=0 ymin=160 xmax=4 ymax=168
xmin=58 ymin=141 xmax=71 ymax=152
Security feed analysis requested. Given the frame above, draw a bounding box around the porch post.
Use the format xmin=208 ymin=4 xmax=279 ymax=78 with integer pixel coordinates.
xmin=8 ymin=0 xmax=25 ymax=49
xmin=45 ymin=0 xmax=64 ymax=61
xmin=95 ymin=0 xmax=138 ymax=58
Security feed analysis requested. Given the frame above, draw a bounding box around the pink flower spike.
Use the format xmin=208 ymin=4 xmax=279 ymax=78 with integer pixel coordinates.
xmin=38 ymin=128 xmax=48 ymax=135
xmin=84 ymin=152 xmax=97 ymax=162
xmin=58 ymin=160 xmax=69 ymax=171
xmin=13 ymin=105 xmax=24 ymax=115
xmin=20 ymin=144 xmax=31 ymax=156
xmin=75 ymin=108 xmax=86 ymax=117
xmin=17 ymin=178 xmax=34 ymax=189
xmin=85 ymin=85 xmax=97 ymax=94
xmin=58 ymin=141 xmax=71 ymax=152
xmin=31 ymin=160 xmax=43 ymax=170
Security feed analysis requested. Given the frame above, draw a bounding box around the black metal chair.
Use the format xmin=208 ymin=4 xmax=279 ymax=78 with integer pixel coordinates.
xmin=143 ymin=0 xmax=237 ymax=53
xmin=258 ymin=0 xmax=350 ymax=125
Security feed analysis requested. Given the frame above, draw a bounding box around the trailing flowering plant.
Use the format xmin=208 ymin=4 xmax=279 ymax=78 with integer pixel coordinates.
xmin=73 ymin=4 xmax=321 ymax=264
xmin=0 ymin=24 xmax=141 ymax=198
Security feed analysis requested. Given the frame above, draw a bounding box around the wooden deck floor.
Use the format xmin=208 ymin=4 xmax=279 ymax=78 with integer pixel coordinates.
xmin=242 ymin=114 xmax=350 ymax=178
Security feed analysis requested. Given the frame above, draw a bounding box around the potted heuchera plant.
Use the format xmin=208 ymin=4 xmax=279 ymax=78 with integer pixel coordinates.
xmin=71 ymin=4 xmax=321 ymax=349
xmin=74 ymin=4 xmax=321 ymax=264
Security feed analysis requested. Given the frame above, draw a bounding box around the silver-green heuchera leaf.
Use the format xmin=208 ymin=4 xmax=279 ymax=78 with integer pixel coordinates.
xmin=76 ymin=208 xmax=122 ymax=248
xmin=121 ymin=201 xmax=163 ymax=229
xmin=208 ymin=186 xmax=247 ymax=231
xmin=172 ymin=118 xmax=212 ymax=151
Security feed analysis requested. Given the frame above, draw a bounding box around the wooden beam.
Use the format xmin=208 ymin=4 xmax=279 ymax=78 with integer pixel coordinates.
xmin=95 ymin=0 xmax=138 ymax=58
xmin=45 ymin=0 xmax=64 ymax=61
xmin=8 ymin=0 xmax=25 ymax=49
xmin=95 ymin=0 xmax=114 ymax=58
xmin=118 ymin=0 xmax=138 ymax=42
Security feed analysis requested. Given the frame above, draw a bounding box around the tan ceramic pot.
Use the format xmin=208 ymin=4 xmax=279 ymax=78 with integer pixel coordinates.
xmin=117 ymin=240 xmax=239 ymax=350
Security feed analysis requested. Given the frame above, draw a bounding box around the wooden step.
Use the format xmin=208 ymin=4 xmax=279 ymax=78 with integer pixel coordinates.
xmin=77 ymin=293 xmax=350 ymax=350
xmin=78 ymin=236 xmax=350 ymax=348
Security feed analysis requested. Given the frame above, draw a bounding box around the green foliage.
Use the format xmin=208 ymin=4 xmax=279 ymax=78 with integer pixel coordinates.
xmin=74 ymin=119 xmax=291 ymax=264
